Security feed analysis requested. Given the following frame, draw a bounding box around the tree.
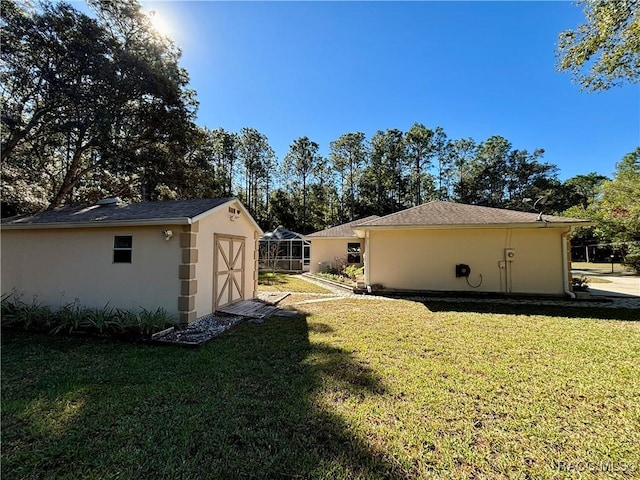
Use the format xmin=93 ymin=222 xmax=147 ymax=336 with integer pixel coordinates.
xmin=404 ymin=123 xmax=439 ymax=205
xmin=455 ymin=136 xmax=558 ymax=209
xmin=596 ymin=148 xmax=640 ymax=271
xmin=209 ymin=127 xmax=238 ymax=197
xmin=329 ymin=132 xmax=368 ymax=222
xmin=237 ymin=127 xmax=275 ymax=223
xmin=504 ymin=148 xmax=557 ymax=210
xmin=563 ymin=149 xmax=640 ymax=271
xmin=431 ymin=127 xmax=450 ymax=200
xmin=564 ymin=172 xmax=609 ymax=208
xmin=360 ymin=129 xmax=408 ymax=215
xmin=457 ymin=136 xmax=511 ymax=206
xmin=1 ymin=0 xmax=197 ymax=213
xmin=448 ymin=138 xmax=477 ymax=201
xmin=557 ymin=0 xmax=640 ymax=91
xmin=283 ymin=136 xmax=325 ymax=234
xmin=267 ymin=189 xmax=296 ymax=231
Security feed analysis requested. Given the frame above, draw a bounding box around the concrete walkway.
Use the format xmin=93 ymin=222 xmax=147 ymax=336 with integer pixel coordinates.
xmin=297 ymin=273 xmax=640 ymax=310
xmin=572 ymin=272 xmax=640 ymax=297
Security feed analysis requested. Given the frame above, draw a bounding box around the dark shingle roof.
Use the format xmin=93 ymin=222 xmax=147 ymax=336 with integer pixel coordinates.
xmin=2 ymin=198 xmax=233 ymax=227
xmin=355 ymin=201 xmax=590 ymax=227
xmin=306 ymin=216 xmax=380 ymax=238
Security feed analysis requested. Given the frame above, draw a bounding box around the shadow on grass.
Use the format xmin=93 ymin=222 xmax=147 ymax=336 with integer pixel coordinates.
xmin=421 ymin=300 xmax=640 ymax=321
xmin=1 ymin=314 xmax=399 ymax=479
xmin=258 ymin=272 xmax=289 ymax=287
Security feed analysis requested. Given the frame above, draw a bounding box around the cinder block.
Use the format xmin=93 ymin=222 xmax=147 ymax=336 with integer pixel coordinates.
xmin=179 ymin=310 xmax=197 ymax=325
xmin=181 ymin=279 xmax=197 ymax=296
xmin=178 ymin=295 xmax=195 ymax=312
xmin=179 ymin=264 xmax=196 ymax=280
xmin=180 ymin=232 xmax=197 ymax=248
xmin=182 ymin=248 xmax=198 ymax=264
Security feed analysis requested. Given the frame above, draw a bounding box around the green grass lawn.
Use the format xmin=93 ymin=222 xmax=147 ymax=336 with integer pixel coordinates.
xmin=258 ymin=271 xmax=331 ymax=293
xmin=572 ymin=262 xmax=632 ymax=275
xmin=3 ymin=296 xmax=639 ymax=479
xmin=583 ymin=276 xmax=613 ymax=284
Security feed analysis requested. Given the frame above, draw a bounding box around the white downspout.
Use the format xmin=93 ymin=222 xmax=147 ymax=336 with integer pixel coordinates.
xmin=364 ymin=232 xmax=371 ymax=289
xmin=562 ymin=228 xmax=576 ymax=299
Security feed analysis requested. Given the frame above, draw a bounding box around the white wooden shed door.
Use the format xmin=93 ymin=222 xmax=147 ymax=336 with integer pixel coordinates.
xmin=214 ymin=235 xmax=245 ymax=309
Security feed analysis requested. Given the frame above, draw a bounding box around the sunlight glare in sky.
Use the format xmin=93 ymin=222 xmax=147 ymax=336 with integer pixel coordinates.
xmin=148 ymin=10 xmax=170 ymax=37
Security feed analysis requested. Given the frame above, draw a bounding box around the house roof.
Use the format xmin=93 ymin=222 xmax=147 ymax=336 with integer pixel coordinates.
xmin=0 ymin=197 xmax=255 ymax=229
xmin=306 ymin=216 xmax=380 ymax=238
xmin=354 ymin=201 xmax=591 ymax=229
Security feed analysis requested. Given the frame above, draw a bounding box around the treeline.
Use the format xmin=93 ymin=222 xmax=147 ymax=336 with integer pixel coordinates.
xmin=0 ymin=0 xmax=614 ymax=236
xmin=178 ymin=126 xmax=611 ymax=234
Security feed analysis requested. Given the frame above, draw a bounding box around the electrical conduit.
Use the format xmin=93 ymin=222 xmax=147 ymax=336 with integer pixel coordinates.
xmin=562 ymin=228 xmax=576 ymax=299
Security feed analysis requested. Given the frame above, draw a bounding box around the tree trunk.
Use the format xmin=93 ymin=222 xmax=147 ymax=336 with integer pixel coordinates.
xmin=1 ymin=106 xmax=52 ymax=161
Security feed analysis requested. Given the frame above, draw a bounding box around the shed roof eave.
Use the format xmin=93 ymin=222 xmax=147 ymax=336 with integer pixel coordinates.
xmin=1 ymin=218 xmax=192 ymax=230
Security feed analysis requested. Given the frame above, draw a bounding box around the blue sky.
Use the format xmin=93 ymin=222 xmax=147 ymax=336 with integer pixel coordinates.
xmin=87 ymin=1 xmax=639 ymax=180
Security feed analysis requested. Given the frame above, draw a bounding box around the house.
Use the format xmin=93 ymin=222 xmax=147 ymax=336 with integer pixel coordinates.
xmin=259 ymin=226 xmax=311 ymax=272
xmin=1 ymin=198 xmax=263 ymax=324
xmin=305 ymin=216 xmax=379 ymax=273
xmin=308 ymin=201 xmax=591 ymax=297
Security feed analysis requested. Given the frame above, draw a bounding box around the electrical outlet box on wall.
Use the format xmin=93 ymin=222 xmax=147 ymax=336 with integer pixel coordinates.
xmin=505 ymin=248 xmax=516 ymax=261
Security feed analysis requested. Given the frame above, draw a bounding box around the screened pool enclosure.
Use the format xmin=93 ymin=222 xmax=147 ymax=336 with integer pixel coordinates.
xmin=259 ymin=226 xmax=310 ymax=272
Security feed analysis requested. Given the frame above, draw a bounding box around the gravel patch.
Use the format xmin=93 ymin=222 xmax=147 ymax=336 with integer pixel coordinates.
xmin=153 ymin=313 xmax=245 ymax=347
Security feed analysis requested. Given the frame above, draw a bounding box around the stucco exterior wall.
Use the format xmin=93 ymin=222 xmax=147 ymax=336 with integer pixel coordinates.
xmin=309 ymin=238 xmax=365 ymax=273
xmin=366 ymin=227 xmax=566 ymax=295
xmin=194 ymin=201 xmax=259 ymax=317
xmin=1 ymin=225 xmax=182 ymax=315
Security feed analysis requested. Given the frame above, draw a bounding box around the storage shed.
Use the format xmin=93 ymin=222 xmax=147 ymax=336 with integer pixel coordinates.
xmin=1 ymin=198 xmax=262 ymax=324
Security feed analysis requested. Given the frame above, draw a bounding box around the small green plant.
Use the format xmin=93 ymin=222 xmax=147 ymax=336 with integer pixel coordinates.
xmin=82 ymin=304 xmax=122 ymax=334
xmin=1 ymin=292 xmax=19 ymax=327
xmin=135 ymin=307 xmax=173 ymax=336
xmin=572 ymin=276 xmax=590 ymax=292
xmin=6 ymin=295 xmax=53 ymax=332
xmin=1 ymin=292 xmax=173 ymax=338
xmin=316 ymin=272 xmax=342 ymax=282
xmin=50 ymin=301 xmax=88 ymax=335
xmin=342 ymin=265 xmax=364 ymax=280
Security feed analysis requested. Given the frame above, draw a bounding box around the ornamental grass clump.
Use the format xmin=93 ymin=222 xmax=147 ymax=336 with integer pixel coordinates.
xmin=0 ymin=292 xmax=174 ymax=339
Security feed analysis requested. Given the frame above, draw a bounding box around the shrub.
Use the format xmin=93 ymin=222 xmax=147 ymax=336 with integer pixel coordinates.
xmin=572 ymin=276 xmax=590 ymax=292
xmin=343 ymin=265 xmax=364 ymax=280
xmin=1 ymin=293 xmax=174 ymax=338
xmin=1 ymin=293 xmax=53 ymax=331
xmin=316 ymin=272 xmax=342 ymax=282
xmin=134 ymin=307 xmax=172 ymax=336
xmin=50 ymin=302 xmax=90 ymax=335
xmin=622 ymin=244 xmax=640 ymax=274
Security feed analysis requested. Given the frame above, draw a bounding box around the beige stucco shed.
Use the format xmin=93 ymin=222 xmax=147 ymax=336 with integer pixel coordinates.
xmin=1 ymin=198 xmax=263 ymax=324
xmin=309 ymin=201 xmax=591 ymax=297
